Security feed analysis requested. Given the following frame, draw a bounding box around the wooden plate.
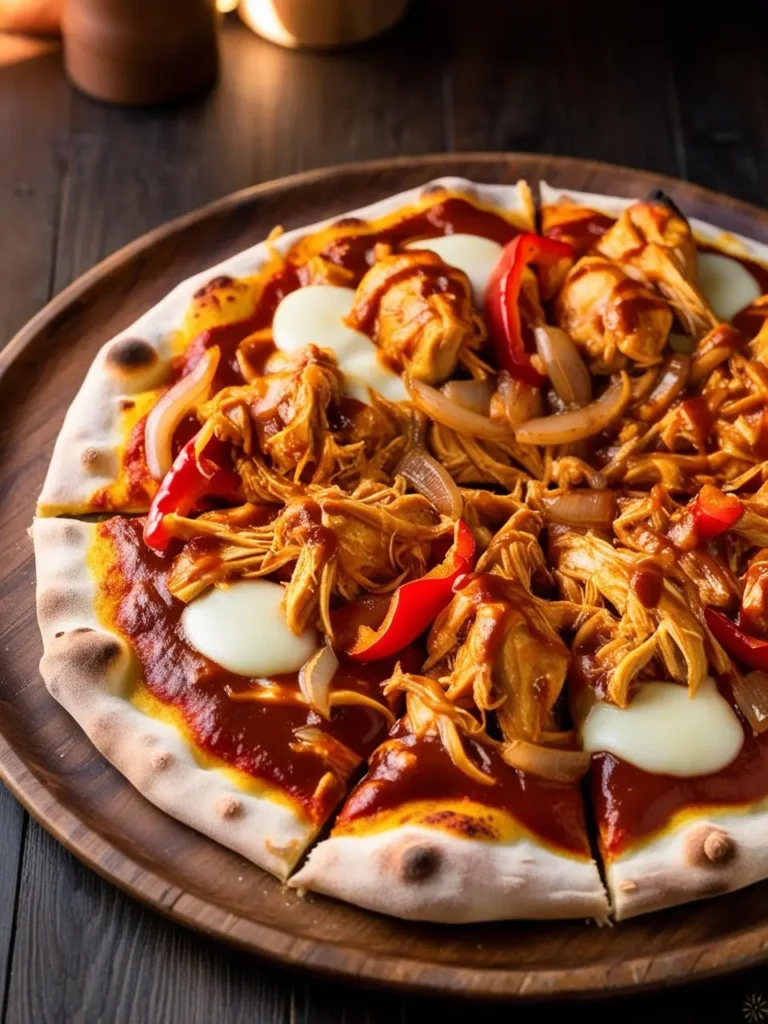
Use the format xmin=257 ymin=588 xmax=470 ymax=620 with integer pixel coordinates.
xmin=3 ymin=154 xmax=768 ymax=1001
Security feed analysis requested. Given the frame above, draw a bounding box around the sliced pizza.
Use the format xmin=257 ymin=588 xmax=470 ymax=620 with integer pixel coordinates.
xmin=33 ymin=513 xmax=403 ymax=878
xmin=33 ymin=173 xmax=768 ymax=926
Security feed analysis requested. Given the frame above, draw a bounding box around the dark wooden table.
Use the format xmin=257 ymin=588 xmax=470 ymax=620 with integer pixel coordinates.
xmin=2 ymin=4 xmax=768 ymax=1021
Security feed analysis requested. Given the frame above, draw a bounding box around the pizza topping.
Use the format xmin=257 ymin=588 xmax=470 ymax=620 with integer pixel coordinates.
xmin=345 ymin=250 xmax=486 ymax=385
xmin=405 ymin=375 xmax=509 ymax=441
xmin=403 ymin=234 xmax=504 ymax=307
xmin=485 ymin=233 xmax=574 ymax=385
xmin=143 ymin=435 xmax=241 ymax=551
xmin=181 ymin=578 xmax=318 ymax=677
xmin=532 ymin=324 xmax=592 ymax=408
xmin=298 ymin=644 xmax=338 ymax=719
xmin=498 ymin=739 xmax=591 ymax=784
xmin=145 ymin=346 xmax=221 ymax=480
xmin=514 ymin=373 xmax=631 ymax=446
xmin=345 ymin=519 xmax=475 ymax=662
xmin=396 ymin=446 xmax=463 ymax=518
xmin=582 ymin=678 xmax=743 ymax=777
xmin=271 ymin=284 xmax=407 ymax=402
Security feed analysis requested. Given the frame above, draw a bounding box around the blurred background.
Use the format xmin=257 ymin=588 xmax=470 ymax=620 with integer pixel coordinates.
xmin=1 ymin=2 xmax=767 ymax=1022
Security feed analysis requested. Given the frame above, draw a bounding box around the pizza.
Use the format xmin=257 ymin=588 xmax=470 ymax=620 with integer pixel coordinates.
xmin=31 ymin=175 xmax=768 ymax=923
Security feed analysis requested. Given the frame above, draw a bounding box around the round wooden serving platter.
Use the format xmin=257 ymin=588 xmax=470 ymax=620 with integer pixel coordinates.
xmin=3 ymin=154 xmax=768 ymax=1001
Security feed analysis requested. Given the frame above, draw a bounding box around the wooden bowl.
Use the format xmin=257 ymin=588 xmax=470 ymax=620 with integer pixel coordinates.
xmin=3 ymin=154 xmax=768 ymax=1001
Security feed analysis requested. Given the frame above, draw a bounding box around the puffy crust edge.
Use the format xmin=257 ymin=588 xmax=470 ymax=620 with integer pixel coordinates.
xmin=607 ymin=804 xmax=768 ymax=920
xmin=290 ymin=826 xmax=609 ymax=923
xmin=37 ymin=177 xmax=535 ymax=516
xmin=33 ymin=516 xmax=315 ymax=879
xmin=539 ymin=181 xmax=768 ymax=264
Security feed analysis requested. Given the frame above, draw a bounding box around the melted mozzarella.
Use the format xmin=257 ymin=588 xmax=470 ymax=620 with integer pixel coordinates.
xmin=182 ymin=580 xmax=317 ymax=677
xmin=582 ymin=678 xmax=743 ymax=777
xmin=271 ymin=285 xmax=406 ymax=402
xmin=405 ymin=234 xmax=503 ymax=306
xmin=698 ymin=251 xmax=761 ymax=322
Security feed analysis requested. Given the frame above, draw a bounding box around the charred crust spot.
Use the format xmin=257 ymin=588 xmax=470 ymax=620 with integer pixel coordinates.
xmin=119 ymin=398 xmax=135 ymax=412
xmin=217 ymin=795 xmax=243 ymax=820
xmin=80 ymin=447 xmax=100 ymax=469
xmin=422 ymin=809 xmax=496 ymax=840
xmin=684 ymin=825 xmax=736 ymax=869
xmin=149 ymin=750 xmax=174 ymax=771
xmin=420 ymin=184 xmax=450 ymax=199
xmin=55 ymin=631 xmax=64 ymax=639
xmin=644 ymin=188 xmax=686 ymax=221
xmin=72 ymin=626 xmax=94 ymax=634
xmin=399 ymin=843 xmax=441 ymax=883
xmin=194 ymin=275 xmax=234 ymax=299
xmin=107 ymin=338 xmax=157 ymax=375
xmin=332 ymin=216 xmax=365 ymax=230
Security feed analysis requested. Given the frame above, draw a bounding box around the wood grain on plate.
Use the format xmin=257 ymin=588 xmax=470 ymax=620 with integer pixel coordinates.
xmin=3 ymin=154 xmax=768 ymax=1001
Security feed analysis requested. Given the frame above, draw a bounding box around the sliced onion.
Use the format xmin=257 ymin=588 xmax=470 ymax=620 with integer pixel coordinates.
xmin=499 ymin=739 xmax=591 ymax=783
xmin=534 ymin=325 xmax=592 ymax=408
xmin=629 ymin=368 xmax=659 ymax=405
xmin=291 ymin=725 xmax=360 ymax=778
xmin=298 ymin=644 xmax=339 ymax=720
xmin=397 ymin=446 xmax=463 ymax=518
xmin=406 ymin=376 xmax=510 ymax=441
xmin=733 ymin=671 xmax=768 ymax=734
xmin=540 ymin=489 xmax=616 ymax=528
xmin=495 ymin=371 xmax=543 ymax=427
xmin=635 ymin=354 xmax=690 ymax=423
xmin=441 ymin=379 xmax=493 ymax=416
xmin=145 ymin=346 xmax=220 ymax=480
xmin=514 ymin=373 xmax=631 ymax=446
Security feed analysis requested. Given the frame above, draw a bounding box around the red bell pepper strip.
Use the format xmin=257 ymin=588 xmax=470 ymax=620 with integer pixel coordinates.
xmin=690 ymin=485 xmax=743 ymax=540
xmin=484 ymin=233 xmax=574 ymax=386
xmin=143 ymin=435 xmax=241 ymax=552
xmin=346 ymin=520 xmax=476 ymax=662
xmin=705 ymin=608 xmax=768 ymax=672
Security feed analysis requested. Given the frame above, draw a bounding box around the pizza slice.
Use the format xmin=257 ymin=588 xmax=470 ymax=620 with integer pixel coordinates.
xmin=292 ymin=522 xmax=609 ymax=922
xmin=33 ymin=513 xmax=406 ymax=877
xmin=551 ymin=510 xmax=768 ymax=919
xmin=37 ymin=177 xmax=534 ymax=517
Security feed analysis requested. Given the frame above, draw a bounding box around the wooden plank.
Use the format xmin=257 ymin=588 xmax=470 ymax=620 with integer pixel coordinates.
xmin=52 ymin=15 xmax=447 ymax=294
xmin=669 ymin=7 xmax=768 ymax=206
xmin=0 ymin=41 xmax=70 ymax=1020
xmin=4 ymin=823 xmax=296 ymax=1024
xmin=448 ymin=0 xmax=683 ymax=179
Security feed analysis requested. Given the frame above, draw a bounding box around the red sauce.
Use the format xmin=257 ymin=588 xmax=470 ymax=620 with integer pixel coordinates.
xmin=337 ymin=731 xmax=591 ymax=855
xmin=103 ymin=517 xmax=396 ymax=821
xmin=593 ymin=676 xmax=768 ymax=854
xmin=543 ymin=210 xmax=616 ymax=254
xmin=631 ymin=563 xmax=664 ymax=609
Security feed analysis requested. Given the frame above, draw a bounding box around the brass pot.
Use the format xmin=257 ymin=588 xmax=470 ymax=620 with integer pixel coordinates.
xmin=238 ymin=0 xmax=408 ymax=50
xmin=62 ymin=0 xmax=219 ymax=106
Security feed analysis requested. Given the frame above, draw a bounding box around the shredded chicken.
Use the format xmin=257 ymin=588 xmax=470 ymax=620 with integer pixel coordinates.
xmin=345 ymin=251 xmax=487 ymax=384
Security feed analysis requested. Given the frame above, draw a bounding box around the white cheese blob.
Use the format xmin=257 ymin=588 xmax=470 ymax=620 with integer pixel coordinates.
xmin=697 ymin=251 xmax=762 ymax=322
xmin=582 ymin=678 xmax=743 ymax=777
xmin=405 ymin=234 xmax=503 ymax=306
xmin=271 ymin=285 xmax=406 ymax=403
xmin=182 ymin=579 xmax=317 ymax=677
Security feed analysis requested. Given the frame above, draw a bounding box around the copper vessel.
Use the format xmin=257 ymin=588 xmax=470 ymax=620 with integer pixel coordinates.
xmin=238 ymin=0 xmax=408 ymax=50
xmin=62 ymin=0 xmax=218 ymax=106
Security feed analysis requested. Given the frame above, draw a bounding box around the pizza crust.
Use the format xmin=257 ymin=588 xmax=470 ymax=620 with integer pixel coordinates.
xmin=539 ymin=181 xmax=768 ymax=264
xmin=33 ymin=516 xmax=316 ymax=880
xmin=607 ymin=805 xmax=768 ymax=920
xmin=37 ymin=177 xmax=534 ymax=517
xmin=291 ymin=826 xmax=609 ymax=923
